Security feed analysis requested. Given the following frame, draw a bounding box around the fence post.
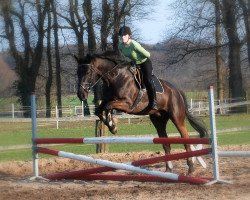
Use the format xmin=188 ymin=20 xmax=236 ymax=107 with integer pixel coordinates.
xmin=81 ymin=101 xmax=84 ymax=117
xmin=56 ymin=106 xmax=59 ymax=129
xmin=12 ymin=103 xmax=15 ymax=119
xmin=95 ymin=120 xmax=108 ymax=153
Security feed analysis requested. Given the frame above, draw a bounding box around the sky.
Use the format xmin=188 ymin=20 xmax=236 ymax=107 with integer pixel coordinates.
xmin=0 ymin=0 xmax=175 ymax=51
xmin=133 ymin=0 xmax=175 ymax=44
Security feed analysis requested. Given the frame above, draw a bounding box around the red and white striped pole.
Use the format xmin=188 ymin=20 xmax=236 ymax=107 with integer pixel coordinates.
xmin=34 ymin=137 xmax=209 ymax=145
xmin=37 ymin=147 xmax=210 ymax=184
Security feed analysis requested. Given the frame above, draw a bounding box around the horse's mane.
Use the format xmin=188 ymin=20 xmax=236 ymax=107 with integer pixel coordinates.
xmin=94 ymin=51 xmax=130 ymax=67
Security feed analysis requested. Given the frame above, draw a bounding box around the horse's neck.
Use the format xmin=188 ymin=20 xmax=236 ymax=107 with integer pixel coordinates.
xmin=108 ymin=67 xmax=137 ymax=93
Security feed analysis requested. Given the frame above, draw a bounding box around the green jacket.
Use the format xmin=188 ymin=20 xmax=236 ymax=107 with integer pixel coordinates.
xmin=118 ymin=40 xmax=150 ymax=64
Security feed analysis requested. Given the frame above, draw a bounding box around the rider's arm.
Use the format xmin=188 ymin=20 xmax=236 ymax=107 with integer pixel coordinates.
xmin=132 ymin=40 xmax=150 ymax=58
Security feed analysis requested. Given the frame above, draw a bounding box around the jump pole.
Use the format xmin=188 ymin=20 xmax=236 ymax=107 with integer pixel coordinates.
xmin=208 ymin=86 xmax=232 ymax=185
xmin=37 ymin=147 xmax=210 ymax=184
xmin=31 ymin=94 xmax=39 ymax=179
xmin=42 ymin=147 xmax=211 ymax=180
xmin=34 ymin=137 xmax=210 ymax=145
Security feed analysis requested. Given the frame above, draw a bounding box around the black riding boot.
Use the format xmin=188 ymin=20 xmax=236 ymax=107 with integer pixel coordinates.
xmin=146 ymin=79 xmax=158 ymax=110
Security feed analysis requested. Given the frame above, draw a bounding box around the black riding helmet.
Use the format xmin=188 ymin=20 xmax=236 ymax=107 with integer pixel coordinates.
xmin=119 ymin=26 xmax=132 ymax=36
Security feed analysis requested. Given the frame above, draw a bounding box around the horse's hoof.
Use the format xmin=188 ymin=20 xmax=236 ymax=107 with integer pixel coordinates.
xmin=112 ymin=117 xmax=118 ymax=125
xmin=110 ymin=126 xmax=118 ymax=135
xmin=188 ymin=167 xmax=195 ymax=175
xmin=165 ymin=167 xmax=172 ymax=173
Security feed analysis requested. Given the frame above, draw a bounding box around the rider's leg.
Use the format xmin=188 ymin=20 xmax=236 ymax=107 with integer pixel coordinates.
xmin=144 ymin=78 xmax=158 ymax=110
xmin=139 ymin=59 xmax=157 ymax=110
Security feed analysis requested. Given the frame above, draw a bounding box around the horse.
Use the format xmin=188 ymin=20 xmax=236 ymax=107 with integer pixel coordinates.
xmin=75 ymin=52 xmax=208 ymax=174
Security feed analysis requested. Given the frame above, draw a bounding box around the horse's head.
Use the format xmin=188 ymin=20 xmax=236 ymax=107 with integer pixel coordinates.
xmin=76 ymin=51 xmax=128 ymax=101
xmin=76 ymin=54 xmax=98 ymax=101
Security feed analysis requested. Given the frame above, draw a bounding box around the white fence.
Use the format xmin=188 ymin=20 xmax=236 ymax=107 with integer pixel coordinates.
xmin=0 ymin=98 xmax=249 ymax=119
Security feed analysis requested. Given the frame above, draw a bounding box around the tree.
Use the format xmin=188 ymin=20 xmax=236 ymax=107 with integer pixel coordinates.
xmin=100 ymin=0 xmax=111 ymax=51
xmin=221 ymin=0 xmax=245 ymax=100
xmin=166 ymin=0 xmax=247 ymax=103
xmin=45 ymin=2 xmax=53 ymax=118
xmin=57 ymin=0 xmax=86 ymax=58
xmin=238 ymin=0 xmax=250 ymax=68
xmin=215 ymin=0 xmax=226 ymax=112
xmin=0 ymin=0 xmax=50 ymax=117
xmin=83 ymin=0 xmax=96 ymax=53
xmin=51 ymin=0 xmax=63 ymax=117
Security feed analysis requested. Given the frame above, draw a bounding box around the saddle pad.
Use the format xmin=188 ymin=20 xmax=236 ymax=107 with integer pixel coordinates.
xmin=152 ymin=75 xmax=164 ymax=93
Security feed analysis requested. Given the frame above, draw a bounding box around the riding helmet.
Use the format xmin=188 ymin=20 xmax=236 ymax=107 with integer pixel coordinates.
xmin=119 ymin=26 xmax=132 ymax=36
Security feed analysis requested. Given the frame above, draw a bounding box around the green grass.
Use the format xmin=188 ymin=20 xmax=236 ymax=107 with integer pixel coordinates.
xmin=0 ymin=114 xmax=250 ymax=162
xmin=217 ymin=131 xmax=250 ymax=145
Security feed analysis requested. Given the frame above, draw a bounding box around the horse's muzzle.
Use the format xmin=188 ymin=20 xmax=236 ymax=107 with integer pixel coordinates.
xmin=77 ymin=89 xmax=88 ymax=101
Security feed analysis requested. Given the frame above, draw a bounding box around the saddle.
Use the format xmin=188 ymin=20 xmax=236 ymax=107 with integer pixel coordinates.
xmin=128 ymin=65 xmax=164 ymax=93
xmin=128 ymin=65 xmax=164 ymax=110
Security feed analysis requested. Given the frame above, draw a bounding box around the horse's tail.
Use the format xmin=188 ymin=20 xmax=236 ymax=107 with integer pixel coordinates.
xmin=180 ymin=91 xmax=208 ymax=138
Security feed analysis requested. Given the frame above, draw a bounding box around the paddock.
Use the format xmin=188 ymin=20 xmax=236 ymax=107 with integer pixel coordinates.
xmin=0 ymin=145 xmax=249 ymax=200
xmin=0 ymin=87 xmax=249 ymax=199
xmin=28 ymin=86 xmax=250 ymax=186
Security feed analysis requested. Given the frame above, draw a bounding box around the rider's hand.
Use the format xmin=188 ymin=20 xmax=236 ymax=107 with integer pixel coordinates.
xmin=130 ymin=61 xmax=136 ymax=67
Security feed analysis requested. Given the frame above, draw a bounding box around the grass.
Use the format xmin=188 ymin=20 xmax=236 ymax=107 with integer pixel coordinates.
xmin=0 ymin=114 xmax=250 ymax=162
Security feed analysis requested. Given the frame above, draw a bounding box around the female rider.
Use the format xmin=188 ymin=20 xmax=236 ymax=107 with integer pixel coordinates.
xmin=118 ymin=26 xmax=157 ymax=110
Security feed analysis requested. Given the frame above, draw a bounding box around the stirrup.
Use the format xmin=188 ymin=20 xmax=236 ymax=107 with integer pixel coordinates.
xmin=149 ymin=101 xmax=158 ymax=110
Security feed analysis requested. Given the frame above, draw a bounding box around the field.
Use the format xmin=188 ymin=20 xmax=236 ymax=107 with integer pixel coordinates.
xmin=0 ymin=114 xmax=250 ymax=161
xmin=0 ymin=114 xmax=250 ymax=199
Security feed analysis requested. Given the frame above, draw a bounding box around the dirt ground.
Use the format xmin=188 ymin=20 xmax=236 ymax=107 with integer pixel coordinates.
xmin=0 ymin=145 xmax=249 ymax=200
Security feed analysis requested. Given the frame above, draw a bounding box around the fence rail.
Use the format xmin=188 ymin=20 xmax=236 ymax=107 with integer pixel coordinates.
xmin=0 ymin=98 xmax=249 ymax=119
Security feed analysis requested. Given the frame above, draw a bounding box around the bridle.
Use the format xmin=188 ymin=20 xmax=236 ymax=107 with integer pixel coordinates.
xmin=78 ymin=61 xmax=120 ymax=92
xmin=78 ymin=63 xmax=97 ymax=92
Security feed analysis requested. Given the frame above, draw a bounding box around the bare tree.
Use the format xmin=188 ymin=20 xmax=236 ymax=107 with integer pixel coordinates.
xmin=166 ymin=0 xmax=246 ymax=103
xmin=112 ymin=0 xmax=131 ymax=52
xmin=238 ymin=0 xmax=250 ymax=68
xmin=100 ymin=0 xmax=111 ymax=51
xmin=45 ymin=2 xmax=53 ymax=117
xmin=57 ymin=0 xmax=86 ymax=58
xmin=215 ymin=0 xmax=226 ymax=111
xmin=221 ymin=0 xmax=245 ymax=101
xmin=83 ymin=0 xmax=96 ymax=53
xmin=51 ymin=0 xmax=63 ymax=117
xmin=0 ymin=0 xmax=49 ymax=116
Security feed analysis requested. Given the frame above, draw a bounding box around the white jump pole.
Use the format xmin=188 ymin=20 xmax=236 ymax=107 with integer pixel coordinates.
xmin=207 ymin=86 xmax=231 ymax=185
xmin=37 ymin=147 xmax=209 ymax=184
xmin=31 ymin=94 xmax=39 ymax=178
xmin=218 ymin=151 xmax=250 ymax=157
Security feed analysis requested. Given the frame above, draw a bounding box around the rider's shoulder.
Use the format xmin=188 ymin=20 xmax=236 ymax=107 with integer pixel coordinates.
xmin=131 ymin=40 xmax=142 ymax=48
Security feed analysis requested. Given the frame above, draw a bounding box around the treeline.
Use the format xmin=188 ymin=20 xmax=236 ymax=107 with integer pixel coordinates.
xmin=0 ymin=0 xmax=249 ymax=117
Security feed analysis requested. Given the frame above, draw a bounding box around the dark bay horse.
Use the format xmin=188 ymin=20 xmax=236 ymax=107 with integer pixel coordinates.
xmin=76 ymin=52 xmax=208 ymax=174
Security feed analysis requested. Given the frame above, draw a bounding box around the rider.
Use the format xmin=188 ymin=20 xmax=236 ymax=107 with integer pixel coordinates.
xmin=118 ymin=26 xmax=157 ymax=110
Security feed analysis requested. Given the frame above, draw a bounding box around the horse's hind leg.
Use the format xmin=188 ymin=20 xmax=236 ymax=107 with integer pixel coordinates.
xmin=150 ymin=113 xmax=172 ymax=172
xmin=171 ymin=115 xmax=194 ymax=175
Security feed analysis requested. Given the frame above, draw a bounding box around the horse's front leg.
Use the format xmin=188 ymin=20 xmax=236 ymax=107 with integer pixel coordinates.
xmin=102 ymin=100 xmax=132 ymax=134
xmin=95 ymin=102 xmax=118 ymax=134
xmin=104 ymin=109 xmax=118 ymax=134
